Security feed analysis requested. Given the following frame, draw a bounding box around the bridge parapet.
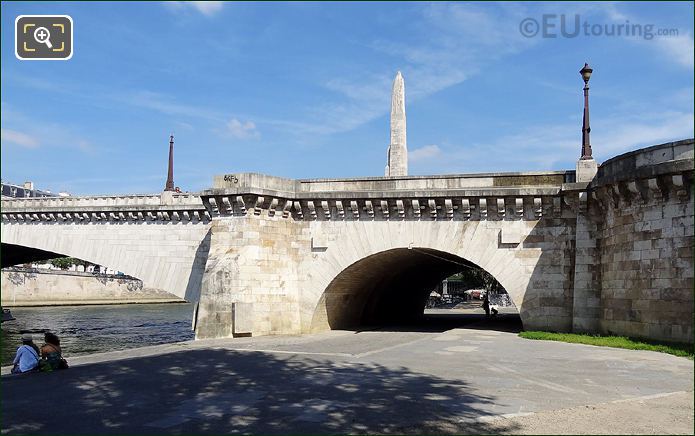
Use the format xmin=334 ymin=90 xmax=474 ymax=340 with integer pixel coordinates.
xmin=589 ymin=138 xmax=694 ymax=205
xmin=594 ymin=139 xmax=693 ymax=182
xmin=296 ymin=171 xmax=575 ymax=193
xmin=202 ymin=171 xmax=577 ymax=221
xmin=211 ymin=171 xmax=575 ymax=193
xmin=1 ymin=193 xmax=209 ymax=224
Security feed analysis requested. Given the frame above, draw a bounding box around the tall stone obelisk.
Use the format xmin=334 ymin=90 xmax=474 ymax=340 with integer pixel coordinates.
xmin=385 ymin=71 xmax=408 ymax=177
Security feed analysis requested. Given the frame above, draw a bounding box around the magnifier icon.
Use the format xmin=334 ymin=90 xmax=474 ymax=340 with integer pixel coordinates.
xmin=33 ymin=26 xmax=53 ymax=49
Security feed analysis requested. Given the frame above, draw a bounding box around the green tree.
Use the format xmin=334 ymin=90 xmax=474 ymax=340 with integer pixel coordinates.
xmin=450 ymin=267 xmax=503 ymax=294
xmin=49 ymin=257 xmax=77 ymax=270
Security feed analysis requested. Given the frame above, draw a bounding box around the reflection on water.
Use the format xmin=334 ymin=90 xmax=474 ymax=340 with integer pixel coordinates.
xmin=1 ymin=303 xmax=194 ymax=366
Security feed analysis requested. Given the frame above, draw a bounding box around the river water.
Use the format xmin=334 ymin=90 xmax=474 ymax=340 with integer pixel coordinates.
xmin=1 ymin=303 xmax=194 ymax=367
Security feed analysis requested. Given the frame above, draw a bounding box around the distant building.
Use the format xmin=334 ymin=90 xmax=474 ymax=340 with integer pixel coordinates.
xmin=1 ymin=181 xmax=69 ymax=199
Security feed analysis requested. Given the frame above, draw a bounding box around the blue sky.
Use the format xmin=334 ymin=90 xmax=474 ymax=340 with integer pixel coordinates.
xmin=1 ymin=1 xmax=693 ymax=195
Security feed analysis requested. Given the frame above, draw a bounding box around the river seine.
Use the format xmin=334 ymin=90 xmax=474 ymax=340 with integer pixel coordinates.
xmin=1 ymin=303 xmax=194 ymax=367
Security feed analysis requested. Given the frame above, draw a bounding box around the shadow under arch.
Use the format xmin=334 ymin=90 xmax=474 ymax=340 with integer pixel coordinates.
xmin=1 ymin=243 xmax=66 ymax=268
xmin=1 ymin=228 xmax=211 ymax=303
xmin=1 ymin=242 xmax=134 ymax=276
xmin=310 ymin=247 xmax=517 ymax=331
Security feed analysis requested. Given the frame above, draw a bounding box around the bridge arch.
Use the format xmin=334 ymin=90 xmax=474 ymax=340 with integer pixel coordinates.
xmin=302 ymin=220 xmax=531 ymax=333
xmin=309 ymin=247 xmax=512 ymax=330
xmin=1 ymin=242 xmax=67 ymax=267
xmin=1 ymin=220 xmax=210 ymax=301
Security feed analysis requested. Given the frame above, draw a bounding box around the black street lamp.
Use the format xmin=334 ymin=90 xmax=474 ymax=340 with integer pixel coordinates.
xmin=580 ymin=63 xmax=593 ymax=160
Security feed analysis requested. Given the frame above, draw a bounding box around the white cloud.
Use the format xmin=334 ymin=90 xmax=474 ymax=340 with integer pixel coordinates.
xmin=601 ymin=3 xmax=629 ymax=21
xmin=409 ymin=109 xmax=694 ymax=175
xmin=594 ymin=111 xmax=694 ymax=156
xmin=322 ymin=2 xmax=694 ymax=165
xmin=112 ymin=90 xmax=274 ymax=141
xmin=597 ymin=3 xmax=694 ymax=69
xmin=176 ymin=121 xmax=194 ymax=131
xmin=409 ymin=144 xmax=442 ymax=163
xmin=189 ymin=1 xmax=223 ymax=15
xmin=1 ymin=128 xmax=39 ymax=148
xmin=122 ymin=91 xmax=223 ymax=120
xmin=225 ymin=118 xmax=259 ymax=139
xmin=653 ymin=33 xmax=694 ymax=68
xmin=1 ymin=106 xmax=95 ymax=154
xmin=311 ymin=3 xmax=537 ymax=136
xmin=166 ymin=1 xmax=224 ymax=16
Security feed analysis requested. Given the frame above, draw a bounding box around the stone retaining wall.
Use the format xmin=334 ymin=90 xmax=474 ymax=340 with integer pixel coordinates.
xmin=590 ymin=139 xmax=694 ymax=343
xmin=1 ymin=269 xmax=183 ymax=306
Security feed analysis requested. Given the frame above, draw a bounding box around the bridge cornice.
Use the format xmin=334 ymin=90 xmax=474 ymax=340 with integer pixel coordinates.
xmin=199 ymin=193 xmax=567 ymax=221
xmin=1 ymin=193 xmax=209 ymax=224
xmin=1 ymin=193 xmax=204 ymax=208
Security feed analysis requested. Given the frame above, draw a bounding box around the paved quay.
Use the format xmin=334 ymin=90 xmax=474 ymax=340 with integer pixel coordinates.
xmin=2 ymin=313 xmax=693 ymax=434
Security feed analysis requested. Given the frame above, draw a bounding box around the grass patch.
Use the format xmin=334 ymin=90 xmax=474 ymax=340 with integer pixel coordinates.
xmin=519 ymin=331 xmax=694 ymax=359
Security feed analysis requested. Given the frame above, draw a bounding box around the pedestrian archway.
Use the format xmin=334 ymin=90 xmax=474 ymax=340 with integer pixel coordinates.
xmin=309 ymin=247 xmax=519 ymax=331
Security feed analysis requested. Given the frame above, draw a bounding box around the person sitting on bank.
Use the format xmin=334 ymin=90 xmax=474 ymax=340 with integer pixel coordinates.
xmin=11 ymin=334 xmax=40 ymax=374
xmin=41 ymin=332 xmax=68 ymax=370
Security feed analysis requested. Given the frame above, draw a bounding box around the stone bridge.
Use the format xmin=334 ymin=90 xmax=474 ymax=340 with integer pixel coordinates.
xmin=1 ymin=192 xmax=210 ymax=302
xmin=1 ymin=139 xmax=693 ymax=342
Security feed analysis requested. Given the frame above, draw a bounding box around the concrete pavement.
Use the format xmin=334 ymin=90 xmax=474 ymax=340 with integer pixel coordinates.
xmin=2 ymin=313 xmax=693 ymax=434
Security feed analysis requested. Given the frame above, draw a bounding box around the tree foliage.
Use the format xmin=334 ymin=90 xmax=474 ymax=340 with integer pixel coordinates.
xmin=48 ymin=257 xmax=76 ymax=270
xmin=47 ymin=257 xmax=92 ymax=270
xmin=449 ymin=267 xmax=504 ymax=293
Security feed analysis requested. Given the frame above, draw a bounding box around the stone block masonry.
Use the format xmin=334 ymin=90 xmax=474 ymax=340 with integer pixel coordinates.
xmin=195 ymin=213 xmax=304 ymax=339
xmin=589 ymin=139 xmax=694 ymax=343
xmin=196 ymin=169 xmax=581 ymax=338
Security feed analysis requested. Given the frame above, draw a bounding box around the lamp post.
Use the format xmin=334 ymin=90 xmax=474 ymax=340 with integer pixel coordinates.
xmin=580 ymin=63 xmax=593 ymax=159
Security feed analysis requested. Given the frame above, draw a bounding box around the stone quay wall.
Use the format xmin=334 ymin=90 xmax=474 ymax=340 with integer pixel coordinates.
xmin=1 ymin=268 xmax=182 ymax=306
xmin=589 ymin=139 xmax=694 ymax=343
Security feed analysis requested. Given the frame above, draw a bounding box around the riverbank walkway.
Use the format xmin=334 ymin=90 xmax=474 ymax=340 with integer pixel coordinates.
xmin=2 ymin=313 xmax=693 ymax=434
